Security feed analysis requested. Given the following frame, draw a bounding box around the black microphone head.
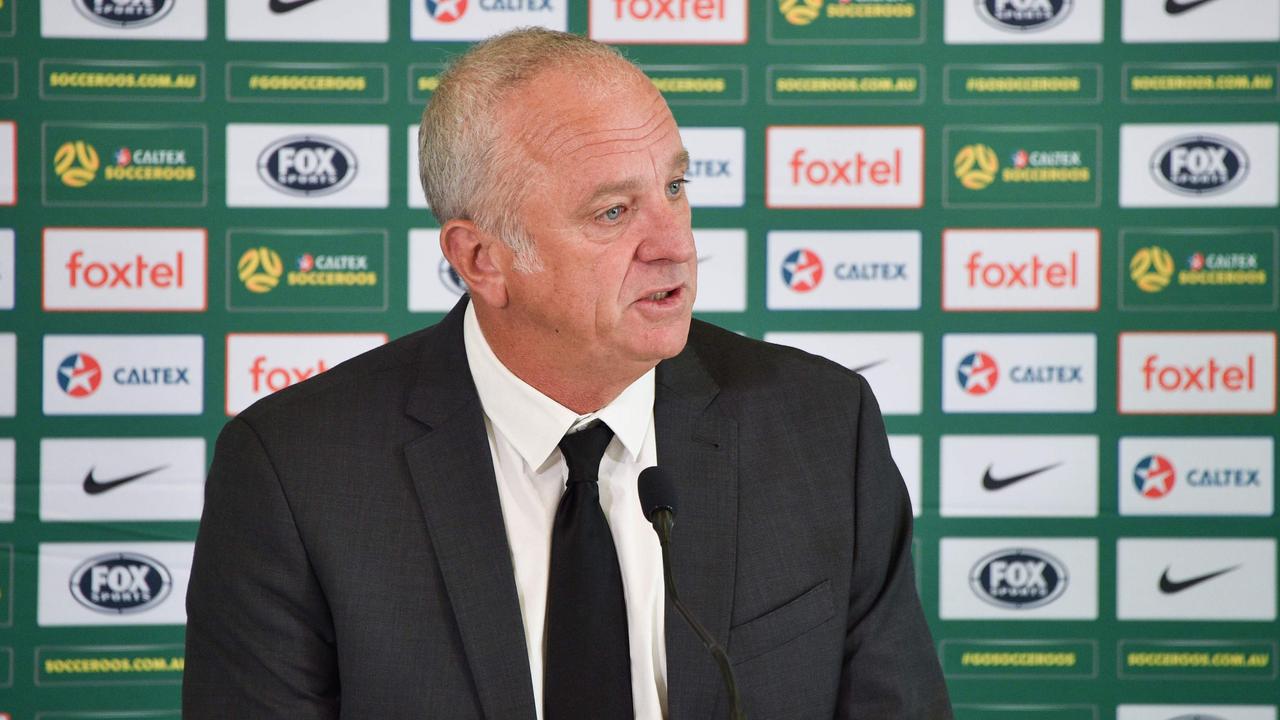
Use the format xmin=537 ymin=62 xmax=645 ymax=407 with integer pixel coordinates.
xmin=638 ymin=466 xmax=678 ymax=522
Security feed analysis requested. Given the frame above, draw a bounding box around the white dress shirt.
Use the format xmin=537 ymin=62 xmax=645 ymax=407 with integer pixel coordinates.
xmin=462 ymin=303 xmax=668 ymax=719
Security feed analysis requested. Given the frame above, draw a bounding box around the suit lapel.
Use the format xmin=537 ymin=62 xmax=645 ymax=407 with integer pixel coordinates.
xmin=403 ymin=300 xmax=537 ymax=720
xmin=656 ymin=339 xmax=739 ymax=720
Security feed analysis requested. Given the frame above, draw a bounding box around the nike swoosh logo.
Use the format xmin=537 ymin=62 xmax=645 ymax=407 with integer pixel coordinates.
xmin=83 ymin=465 xmax=169 ymax=495
xmin=1164 ymin=0 xmax=1220 ymax=15
xmin=1159 ymin=565 xmax=1239 ymax=594
xmin=850 ymin=359 xmax=887 ymax=374
xmin=982 ymin=462 xmax=1062 ymax=490
xmin=269 ymin=0 xmax=323 ymax=13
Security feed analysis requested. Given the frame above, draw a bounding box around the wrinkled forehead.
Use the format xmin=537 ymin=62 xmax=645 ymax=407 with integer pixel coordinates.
xmin=500 ymin=65 xmax=680 ymax=169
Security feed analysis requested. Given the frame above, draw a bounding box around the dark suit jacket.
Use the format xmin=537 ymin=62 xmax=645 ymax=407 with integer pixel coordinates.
xmin=184 ymin=299 xmax=952 ymax=719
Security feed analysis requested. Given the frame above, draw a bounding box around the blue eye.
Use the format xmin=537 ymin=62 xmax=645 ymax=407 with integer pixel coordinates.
xmin=667 ymin=178 xmax=688 ymax=197
xmin=602 ymin=205 xmax=624 ymax=221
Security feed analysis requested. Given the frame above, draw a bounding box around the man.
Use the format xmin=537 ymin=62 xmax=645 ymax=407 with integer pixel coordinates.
xmin=184 ymin=29 xmax=952 ymax=719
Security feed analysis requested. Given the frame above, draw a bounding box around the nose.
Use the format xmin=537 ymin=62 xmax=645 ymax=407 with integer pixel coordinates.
xmin=635 ymin=195 xmax=695 ymax=265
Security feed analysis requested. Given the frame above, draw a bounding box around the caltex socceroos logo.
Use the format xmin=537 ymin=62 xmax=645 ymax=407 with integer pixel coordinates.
xmin=237 ymin=246 xmax=284 ymax=293
xmin=54 ymin=141 xmax=101 ymax=188
xmin=1129 ymin=245 xmax=1175 ymax=293
xmin=954 ymin=144 xmax=999 ymax=190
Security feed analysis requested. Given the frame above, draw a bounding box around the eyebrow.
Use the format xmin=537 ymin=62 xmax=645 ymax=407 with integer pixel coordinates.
xmin=577 ymin=148 xmax=690 ymax=212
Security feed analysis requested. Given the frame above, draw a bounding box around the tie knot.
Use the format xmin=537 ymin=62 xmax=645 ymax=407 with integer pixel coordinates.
xmin=558 ymin=422 xmax=614 ymax=485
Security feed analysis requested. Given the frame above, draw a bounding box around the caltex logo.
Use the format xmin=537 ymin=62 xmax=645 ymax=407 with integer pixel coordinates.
xmin=1133 ymin=454 xmax=1177 ymax=498
xmin=57 ymin=353 xmax=103 ymax=398
xmin=425 ymin=0 xmax=467 ymax=21
xmin=957 ymin=351 xmax=999 ymax=395
xmin=781 ymin=248 xmax=824 ymax=292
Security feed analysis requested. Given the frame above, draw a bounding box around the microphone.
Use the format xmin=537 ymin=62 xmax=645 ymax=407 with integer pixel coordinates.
xmin=638 ymin=467 xmax=745 ymax=720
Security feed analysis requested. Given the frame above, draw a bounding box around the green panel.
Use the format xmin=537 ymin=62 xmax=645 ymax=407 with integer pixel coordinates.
xmin=1124 ymin=62 xmax=1280 ymax=104
xmin=34 ymin=645 xmax=184 ymax=686
xmin=1120 ymin=228 xmax=1278 ymax=311
xmin=408 ymin=62 xmax=446 ymax=103
xmin=0 ymin=59 xmax=15 ymax=100
xmin=766 ymin=64 xmax=924 ymax=105
xmin=1118 ymin=640 xmax=1278 ymax=681
xmin=0 ymin=544 xmax=11 ymax=627
xmin=944 ymin=64 xmax=1101 ymax=105
xmin=955 ymin=707 xmax=1096 ymax=720
xmin=941 ymin=639 xmax=1097 ymax=679
xmin=226 ymin=62 xmax=388 ymax=104
xmin=641 ymin=64 xmax=746 ymax=105
xmin=41 ymin=123 xmax=207 ymax=207
xmin=943 ymin=126 xmax=1100 ymax=208
xmin=40 ymin=60 xmax=204 ymax=101
xmin=34 ymin=713 xmax=181 ymax=720
xmin=0 ymin=0 xmax=12 ymax=36
xmin=0 ymin=646 xmax=12 ymax=688
xmin=767 ymin=0 xmax=924 ymax=44
xmin=226 ymin=229 xmax=388 ymax=312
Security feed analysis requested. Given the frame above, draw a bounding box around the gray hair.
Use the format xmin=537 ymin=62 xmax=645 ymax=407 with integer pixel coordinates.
xmin=417 ymin=28 xmax=637 ymax=272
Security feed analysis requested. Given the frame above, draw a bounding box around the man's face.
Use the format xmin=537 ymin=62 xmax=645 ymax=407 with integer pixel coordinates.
xmin=494 ymin=66 xmax=697 ymax=377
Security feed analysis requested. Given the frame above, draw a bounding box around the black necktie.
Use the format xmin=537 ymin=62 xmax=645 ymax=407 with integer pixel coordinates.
xmin=543 ymin=421 xmax=633 ymax=719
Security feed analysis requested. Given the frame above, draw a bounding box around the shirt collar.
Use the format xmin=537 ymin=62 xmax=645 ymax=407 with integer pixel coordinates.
xmin=463 ymin=302 xmax=654 ymax=470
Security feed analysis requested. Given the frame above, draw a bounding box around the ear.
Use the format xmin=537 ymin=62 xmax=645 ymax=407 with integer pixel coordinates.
xmin=440 ymin=218 xmax=510 ymax=309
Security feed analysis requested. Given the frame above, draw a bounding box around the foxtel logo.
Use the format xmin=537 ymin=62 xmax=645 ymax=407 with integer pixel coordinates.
xmin=766 ymin=126 xmax=924 ymax=209
xmin=589 ymin=0 xmax=747 ymax=44
xmin=225 ymin=333 xmax=386 ymax=415
xmin=943 ymin=229 xmax=1099 ymax=311
xmin=1119 ymin=332 xmax=1277 ymax=414
xmin=43 ymin=228 xmax=207 ymax=312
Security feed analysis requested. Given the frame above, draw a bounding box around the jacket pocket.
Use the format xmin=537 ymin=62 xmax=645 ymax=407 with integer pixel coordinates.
xmin=727 ymin=579 xmax=835 ymax=665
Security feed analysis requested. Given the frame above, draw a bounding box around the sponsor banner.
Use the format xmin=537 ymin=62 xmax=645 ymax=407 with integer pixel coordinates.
xmin=42 ymin=227 xmax=208 ymax=312
xmin=939 ymin=435 xmax=1098 ymax=517
xmin=42 ymin=335 xmax=204 ymax=416
xmin=1123 ymin=62 xmax=1280 ymax=104
xmin=408 ymin=63 xmax=445 ymax=103
xmin=691 ymin=229 xmax=746 ymax=312
xmin=410 ymin=0 xmax=567 ymax=41
xmin=942 ymin=228 xmax=1100 ymax=311
xmin=225 ymin=0 xmax=388 ymax=42
xmin=940 ymin=639 xmax=1097 ymax=678
xmin=40 ymin=59 xmax=204 ymax=101
xmin=765 ymin=64 xmax=924 ymax=105
xmin=226 ymin=228 xmax=388 ymax=312
xmin=1118 ymin=332 xmax=1277 ymax=415
xmin=1118 ymin=706 xmax=1276 ymax=720
xmin=0 ymin=543 xmax=10 ymax=626
xmin=226 ymin=62 xmax=387 ymax=104
xmin=408 ymin=125 xmax=427 ymax=209
xmin=226 ymin=123 xmax=388 ymax=208
xmin=767 ymin=0 xmax=923 ymax=43
xmin=762 ymin=331 xmax=923 ymax=415
xmin=641 ymin=65 xmax=747 ymax=105
xmin=1119 ymin=123 xmax=1280 ymax=208
xmin=407 ymin=228 xmax=464 ymax=313
xmin=943 ymin=125 xmax=1100 ymax=208
xmin=1 ymin=228 xmax=12 ymax=309
xmin=942 ymin=333 xmax=1097 ymax=413
xmin=766 ymin=230 xmax=921 ymax=309
xmin=42 ymin=123 xmax=207 ymax=207
xmin=1119 ymin=639 xmax=1278 ymax=680
xmin=0 ymin=333 xmax=15 ymax=417
xmin=39 ymin=438 xmax=206 ymax=521
xmin=1120 ymin=228 xmax=1278 ymax=311
xmin=680 ymin=127 xmax=745 ymax=207
xmin=225 ymin=333 xmax=386 ymax=415
xmin=34 ymin=644 xmax=184 ymax=686
xmin=1123 ymin=0 xmax=1280 ymax=42
xmin=0 ymin=439 xmax=11 ymax=522
xmin=0 ymin=121 xmax=12 ymax=205
xmin=0 ymin=59 xmax=15 ymax=99
xmin=1119 ymin=437 xmax=1274 ymax=517
xmin=766 ymin=126 xmax=924 ymax=208
xmin=945 ymin=0 xmax=1102 ymax=44
xmin=37 ymin=542 xmax=194 ymax=626
xmin=940 ymin=538 xmax=1098 ymax=619
xmin=589 ymin=0 xmax=747 ymax=44
xmin=40 ymin=0 xmax=206 ymax=39
xmin=953 ymin=707 xmax=1097 ymax=720
xmin=888 ymin=434 xmax=922 ymax=517
xmin=944 ymin=64 xmax=1101 ymax=104
xmin=1116 ymin=538 xmax=1276 ymax=621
